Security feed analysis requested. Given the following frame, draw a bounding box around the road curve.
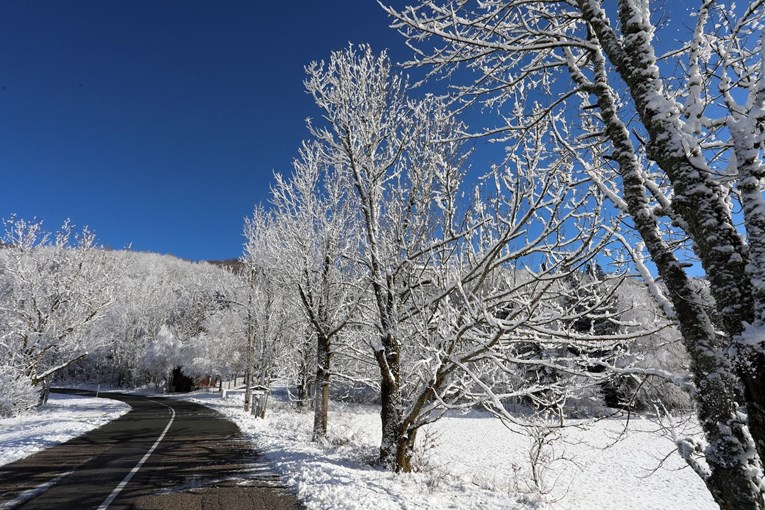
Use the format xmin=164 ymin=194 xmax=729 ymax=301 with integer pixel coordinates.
xmin=0 ymin=390 xmax=302 ymax=510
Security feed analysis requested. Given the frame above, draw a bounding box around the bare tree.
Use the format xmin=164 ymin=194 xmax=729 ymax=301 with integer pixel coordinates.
xmin=385 ymin=1 xmax=765 ymax=507
xmin=304 ymin=45 xmax=471 ymax=470
xmin=269 ymin=141 xmax=365 ymax=440
xmin=302 ymin=44 xmax=619 ymax=473
xmin=242 ymin=208 xmax=291 ymax=417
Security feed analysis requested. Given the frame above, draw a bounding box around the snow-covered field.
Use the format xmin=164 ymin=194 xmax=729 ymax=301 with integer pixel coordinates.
xmin=0 ymin=393 xmax=131 ymax=467
xmin=183 ymin=389 xmax=716 ymax=510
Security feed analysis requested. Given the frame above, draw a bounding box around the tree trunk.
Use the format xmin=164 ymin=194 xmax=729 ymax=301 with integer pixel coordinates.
xmin=376 ymin=333 xmax=404 ymax=470
xmin=312 ymin=333 xmax=331 ymax=440
xmin=730 ymin=118 xmax=765 ymax=465
xmin=739 ymin=371 xmax=765 ymax=467
xmin=297 ymin=375 xmax=313 ymax=411
xmin=297 ymin=333 xmax=315 ymax=411
xmin=37 ymin=379 xmax=51 ymax=407
xmin=243 ymin=367 xmax=252 ymax=413
xmin=378 ymin=374 xmax=402 ymax=468
xmin=297 ymin=372 xmax=310 ymax=410
xmin=583 ymin=1 xmax=765 ymax=467
xmin=569 ymin=32 xmax=765 ymax=508
xmin=244 ymin=268 xmax=255 ymax=413
xmin=395 ymin=427 xmax=418 ymax=473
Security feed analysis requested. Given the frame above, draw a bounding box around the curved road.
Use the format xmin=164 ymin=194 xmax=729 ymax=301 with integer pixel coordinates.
xmin=0 ymin=390 xmax=302 ymax=510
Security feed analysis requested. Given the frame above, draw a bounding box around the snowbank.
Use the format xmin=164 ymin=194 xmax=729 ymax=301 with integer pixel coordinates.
xmin=0 ymin=392 xmax=131 ymax=467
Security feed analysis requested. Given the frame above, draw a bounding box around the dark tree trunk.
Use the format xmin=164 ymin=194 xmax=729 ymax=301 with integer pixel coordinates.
xmin=739 ymin=371 xmax=765 ymax=464
xmin=312 ymin=333 xmax=331 ymax=440
xmin=297 ymin=332 xmax=315 ymax=411
xmin=394 ymin=427 xmax=418 ymax=473
xmin=297 ymin=369 xmax=312 ymax=411
xmin=376 ymin=333 xmax=404 ymax=470
xmin=37 ymin=379 xmax=51 ymax=407
xmin=732 ymin=124 xmax=765 ymax=464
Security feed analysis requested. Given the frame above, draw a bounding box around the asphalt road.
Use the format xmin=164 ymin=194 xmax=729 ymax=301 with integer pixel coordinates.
xmin=0 ymin=390 xmax=302 ymax=510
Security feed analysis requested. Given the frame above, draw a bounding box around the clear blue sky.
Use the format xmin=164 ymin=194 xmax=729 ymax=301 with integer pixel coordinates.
xmin=0 ymin=1 xmax=412 ymax=260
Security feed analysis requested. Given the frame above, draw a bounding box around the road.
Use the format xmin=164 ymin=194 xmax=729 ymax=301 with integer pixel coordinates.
xmin=0 ymin=390 xmax=302 ymax=510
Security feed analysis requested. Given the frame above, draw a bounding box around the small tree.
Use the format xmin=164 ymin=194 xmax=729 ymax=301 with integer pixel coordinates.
xmin=242 ymin=209 xmax=292 ymax=417
xmin=268 ymin=141 xmax=364 ymax=440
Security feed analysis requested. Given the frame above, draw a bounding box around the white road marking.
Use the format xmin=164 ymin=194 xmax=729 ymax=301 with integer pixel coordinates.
xmin=96 ymin=402 xmax=176 ymax=510
xmin=0 ymin=469 xmax=76 ymax=510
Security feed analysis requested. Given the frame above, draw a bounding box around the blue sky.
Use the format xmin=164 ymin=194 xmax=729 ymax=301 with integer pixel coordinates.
xmin=0 ymin=1 xmax=414 ymax=260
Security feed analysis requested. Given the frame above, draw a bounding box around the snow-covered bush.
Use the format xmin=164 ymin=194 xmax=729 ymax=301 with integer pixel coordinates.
xmin=0 ymin=367 xmax=40 ymax=417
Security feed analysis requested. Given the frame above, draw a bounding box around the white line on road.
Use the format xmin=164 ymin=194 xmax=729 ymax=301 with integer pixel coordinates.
xmin=0 ymin=469 xmax=76 ymax=510
xmin=96 ymin=401 xmax=176 ymax=510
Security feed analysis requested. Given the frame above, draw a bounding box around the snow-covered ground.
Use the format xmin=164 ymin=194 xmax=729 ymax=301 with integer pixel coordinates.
xmin=0 ymin=393 xmax=131 ymax=467
xmin=183 ymin=388 xmax=716 ymax=510
xmin=0 ymin=387 xmax=715 ymax=509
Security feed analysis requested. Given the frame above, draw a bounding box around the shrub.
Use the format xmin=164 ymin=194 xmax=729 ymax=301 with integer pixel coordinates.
xmin=0 ymin=367 xmax=40 ymax=418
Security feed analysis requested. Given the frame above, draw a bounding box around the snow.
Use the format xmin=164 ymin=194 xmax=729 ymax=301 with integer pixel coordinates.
xmin=182 ymin=388 xmax=717 ymax=510
xmin=0 ymin=388 xmax=717 ymax=508
xmin=0 ymin=393 xmax=130 ymax=467
xmin=740 ymin=323 xmax=765 ymax=348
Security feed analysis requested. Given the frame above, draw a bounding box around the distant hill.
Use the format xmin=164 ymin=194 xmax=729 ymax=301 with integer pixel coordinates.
xmin=206 ymin=258 xmax=245 ymax=273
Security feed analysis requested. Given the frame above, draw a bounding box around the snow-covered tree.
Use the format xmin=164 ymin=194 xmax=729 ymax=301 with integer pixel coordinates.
xmin=303 ymin=45 xmax=474 ymax=469
xmin=385 ymin=1 xmax=765 ymax=506
xmin=90 ymin=251 xmax=182 ymax=386
xmin=0 ymin=216 xmax=113 ymax=403
xmin=184 ymin=308 xmax=246 ymax=386
xmin=142 ymin=324 xmax=183 ymax=389
xmin=302 ymin=44 xmax=621 ymax=472
xmin=77 ymin=250 xmax=241 ymax=389
xmin=268 ymin=141 xmax=364 ymax=440
xmin=242 ymin=208 xmax=293 ymax=417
